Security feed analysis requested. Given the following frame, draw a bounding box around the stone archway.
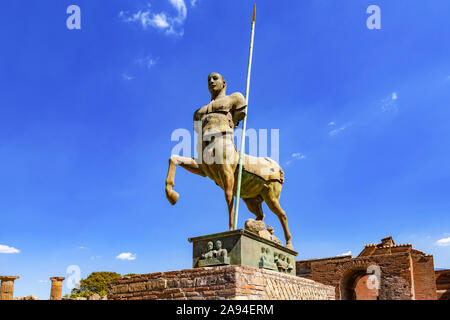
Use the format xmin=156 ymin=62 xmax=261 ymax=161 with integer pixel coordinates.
xmin=355 ymin=274 xmax=379 ymax=300
xmin=340 ymin=268 xmax=368 ymax=300
xmin=297 ymin=237 xmax=438 ymax=300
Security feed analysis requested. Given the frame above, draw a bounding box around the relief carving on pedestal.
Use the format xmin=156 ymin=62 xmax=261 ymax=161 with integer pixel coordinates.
xmin=259 ymin=247 xmax=278 ymax=271
xmin=274 ymin=252 xmax=293 ymax=274
xmin=198 ymin=240 xmax=230 ymax=267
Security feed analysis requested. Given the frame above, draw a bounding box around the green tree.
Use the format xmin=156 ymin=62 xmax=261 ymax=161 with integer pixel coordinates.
xmin=70 ymin=271 xmax=122 ymax=298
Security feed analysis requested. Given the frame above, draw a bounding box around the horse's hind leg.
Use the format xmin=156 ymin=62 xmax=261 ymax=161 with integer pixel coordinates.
xmin=262 ymin=189 xmax=293 ymax=249
xmin=243 ymin=198 xmax=265 ymax=221
xmin=165 ymin=155 xmax=206 ymax=205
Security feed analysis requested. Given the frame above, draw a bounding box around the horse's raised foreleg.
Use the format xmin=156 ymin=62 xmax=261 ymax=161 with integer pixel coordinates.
xmin=165 ymin=155 xmax=206 ymax=205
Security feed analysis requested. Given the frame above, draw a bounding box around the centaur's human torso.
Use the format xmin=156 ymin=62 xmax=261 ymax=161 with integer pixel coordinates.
xmin=193 ymin=93 xmax=283 ymax=196
xmin=193 ymin=92 xmax=247 ymax=189
xmin=194 ymin=92 xmax=247 ymax=136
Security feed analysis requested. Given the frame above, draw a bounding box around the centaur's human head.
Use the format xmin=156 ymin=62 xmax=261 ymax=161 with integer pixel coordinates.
xmin=208 ymin=72 xmax=227 ymax=97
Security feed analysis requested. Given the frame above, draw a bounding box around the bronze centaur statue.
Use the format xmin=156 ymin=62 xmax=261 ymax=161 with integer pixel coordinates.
xmin=165 ymin=73 xmax=292 ymax=249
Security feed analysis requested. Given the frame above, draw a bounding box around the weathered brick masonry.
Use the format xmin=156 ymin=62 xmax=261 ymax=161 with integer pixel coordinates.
xmin=108 ymin=265 xmax=335 ymax=300
xmin=296 ymin=237 xmax=438 ymax=300
xmin=435 ymin=269 xmax=450 ymax=300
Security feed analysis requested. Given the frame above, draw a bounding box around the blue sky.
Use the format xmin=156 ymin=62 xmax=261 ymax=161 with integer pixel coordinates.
xmin=1 ymin=0 xmax=449 ymax=299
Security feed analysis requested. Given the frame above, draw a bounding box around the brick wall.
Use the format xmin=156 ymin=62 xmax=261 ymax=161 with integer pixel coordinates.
xmin=108 ymin=265 xmax=335 ymax=300
xmin=435 ymin=269 xmax=450 ymax=300
xmin=298 ymin=252 xmax=414 ymax=300
xmin=296 ymin=237 xmax=441 ymax=300
xmin=296 ymin=256 xmax=352 ymax=278
xmin=377 ymin=253 xmax=415 ymax=300
xmin=411 ymin=253 xmax=437 ymax=300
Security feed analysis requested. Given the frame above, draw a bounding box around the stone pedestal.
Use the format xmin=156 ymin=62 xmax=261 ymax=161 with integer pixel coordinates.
xmin=50 ymin=277 xmax=65 ymax=300
xmin=0 ymin=276 xmax=20 ymax=300
xmin=188 ymin=229 xmax=298 ymax=276
xmin=108 ymin=265 xmax=335 ymax=300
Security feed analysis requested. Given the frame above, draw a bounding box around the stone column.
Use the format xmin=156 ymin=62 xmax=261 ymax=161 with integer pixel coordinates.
xmin=50 ymin=277 xmax=65 ymax=300
xmin=0 ymin=276 xmax=20 ymax=300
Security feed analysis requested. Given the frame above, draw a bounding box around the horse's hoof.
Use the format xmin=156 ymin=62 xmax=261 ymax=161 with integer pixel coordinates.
xmin=286 ymin=242 xmax=294 ymax=250
xmin=166 ymin=189 xmax=179 ymax=205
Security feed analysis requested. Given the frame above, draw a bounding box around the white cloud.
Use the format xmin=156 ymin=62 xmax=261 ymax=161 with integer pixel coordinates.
xmin=328 ymin=121 xmax=335 ymax=126
xmin=190 ymin=0 xmax=198 ymax=7
xmin=392 ymin=92 xmax=398 ymax=100
xmin=285 ymin=152 xmax=306 ymax=166
xmin=136 ymin=56 xmax=158 ymax=69
xmin=292 ymin=153 xmax=306 ymax=160
xmin=122 ymin=73 xmax=134 ymax=81
xmin=120 ymin=0 xmax=188 ymax=36
xmin=119 ymin=10 xmax=152 ymax=28
xmin=436 ymin=237 xmax=450 ymax=247
xmin=170 ymin=0 xmax=187 ymax=23
xmin=122 ymin=56 xmax=157 ymax=81
xmin=116 ymin=252 xmax=136 ymax=260
xmin=151 ymin=13 xmax=170 ymax=28
xmin=338 ymin=251 xmax=352 ymax=256
xmin=0 ymin=244 xmax=20 ymax=254
xmin=77 ymin=246 xmax=87 ymax=249
xmin=39 ymin=280 xmax=49 ymax=283
xmin=329 ymin=122 xmax=353 ymax=136
xmin=381 ymin=92 xmax=399 ymax=113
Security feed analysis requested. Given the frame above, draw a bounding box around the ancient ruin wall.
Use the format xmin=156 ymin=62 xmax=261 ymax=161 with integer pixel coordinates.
xmin=411 ymin=253 xmax=437 ymax=300
xmin=108 ymin=265 xmax=335 ymax=300
xmin=435 ymin=269 xmax=450 ymax=300
xmin=298 ymin=252 xmax=414 ymax=300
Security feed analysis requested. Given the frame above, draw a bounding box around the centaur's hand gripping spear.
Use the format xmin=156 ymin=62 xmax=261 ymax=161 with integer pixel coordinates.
xmin=233 ymin=5 xmax=256 ymax=230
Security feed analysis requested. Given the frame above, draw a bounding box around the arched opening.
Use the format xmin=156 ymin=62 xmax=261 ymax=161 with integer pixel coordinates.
xmin=340 ymin=268 xmax=379 ymax=300
xmin=355 ymin=274 xmax=379 ymax=300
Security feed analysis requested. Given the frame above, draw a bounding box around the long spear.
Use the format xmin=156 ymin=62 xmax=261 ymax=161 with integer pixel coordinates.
xmin=233 ymin=4 xmax=256 ymax=230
